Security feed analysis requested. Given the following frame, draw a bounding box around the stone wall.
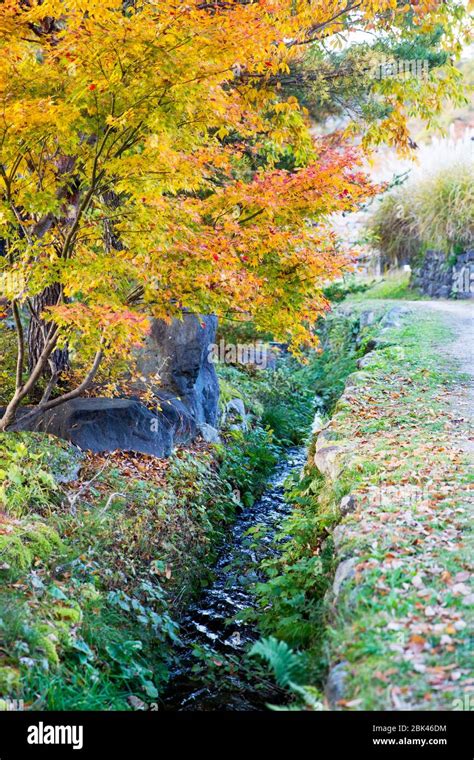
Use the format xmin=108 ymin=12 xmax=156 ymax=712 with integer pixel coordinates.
xmin=411 ymin=248 xmax=474 ymax=298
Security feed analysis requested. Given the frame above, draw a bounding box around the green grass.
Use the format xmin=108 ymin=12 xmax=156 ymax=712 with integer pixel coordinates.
xmin=326 ymin=311 xmax=471 ymax=709
xmin=349 ymin=271 xmax=424 ymax=301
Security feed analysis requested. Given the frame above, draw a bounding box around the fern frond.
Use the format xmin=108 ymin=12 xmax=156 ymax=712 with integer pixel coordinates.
xmin=250 ymin=636 xmax=303 ymax=687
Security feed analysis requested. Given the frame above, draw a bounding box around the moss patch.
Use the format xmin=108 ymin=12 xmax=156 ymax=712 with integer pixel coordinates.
xmin=0 ymin=518 xmax=63 ymax=577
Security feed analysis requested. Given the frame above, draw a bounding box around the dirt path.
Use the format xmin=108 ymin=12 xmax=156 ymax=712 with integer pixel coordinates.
xmin=405 ymin=300 xmax=474 ymax=455
xmin=406 ymin=299 xmax=474 ymax=378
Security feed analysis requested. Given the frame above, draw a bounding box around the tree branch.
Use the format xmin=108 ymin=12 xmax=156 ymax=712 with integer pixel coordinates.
xmin=290 ymin=2 xmax=363 ymax=47
xmin=12 ymin=348 xmax=104 ymax=428
xmin=0 ymin=327 xmax=59 ymax=430
xmin=12 ymin=299 xmax=24 ymax=390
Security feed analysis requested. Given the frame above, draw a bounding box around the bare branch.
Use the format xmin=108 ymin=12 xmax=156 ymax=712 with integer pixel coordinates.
xmin=12 ymin=348 xmax=104 ymax=429
xmin=12 ymin=300 xmax=25 ymax=390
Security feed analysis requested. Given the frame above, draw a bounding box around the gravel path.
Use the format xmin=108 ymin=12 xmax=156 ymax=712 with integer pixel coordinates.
xmin=405 ymin=300 xmax=474 ymax=455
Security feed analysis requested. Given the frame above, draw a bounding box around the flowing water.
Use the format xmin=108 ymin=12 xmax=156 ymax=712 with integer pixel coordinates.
xmin=163 ymin=447 xmax=307 ymax=711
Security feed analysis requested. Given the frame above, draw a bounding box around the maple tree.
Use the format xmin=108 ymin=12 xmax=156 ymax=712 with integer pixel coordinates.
xmin=0 ymin=0 xmax=468 ymax=429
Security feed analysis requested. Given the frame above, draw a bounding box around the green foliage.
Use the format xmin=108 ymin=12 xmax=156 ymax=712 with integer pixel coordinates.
xmin=218 ymin=356 xmax=317 ymax=445
xmin=218 ymin=428 xmax=279 ymax=506
xmin=0 ymin=323 xmax=17 ymax=404
xmin=287 ymin=24 xmax=460 ymax=131
xmin=0 ymin=434 xmax=67 ymax=517
xmin=0 ymin=666 xmax=20 ymax=694
xmin=322 ymin=278 xmax=371 ymax=303
xmin=254 ymin=519 xmax=334 ymax=653
xmin=71 ymin=583 xmax=176 ymax=704
xmin=0 ymin=437 xmax=243 ymax=709
xmin=217 ymin=376 xmax=245 ymax=410
xmin=0 ymin=519 xmax=63 ymax=578
xmin=258 ymin=365 xmax=316 ymax=445
xmin=249 ymin=637 xmax=325 ymax=710
xmin=305 ymin=312 xmax=360 ymax=412
xmin=250 ymin=636 xmax=304 ymax=688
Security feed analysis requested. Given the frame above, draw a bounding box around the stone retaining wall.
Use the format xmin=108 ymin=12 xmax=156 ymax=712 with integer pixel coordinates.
xmin=411 ymin=248 xmax=474 ymax=298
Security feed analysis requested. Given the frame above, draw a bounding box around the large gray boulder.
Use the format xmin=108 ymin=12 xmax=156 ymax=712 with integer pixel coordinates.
xmin=10 ymin=397 xmax=196 ymax=457
xmin=4 ymin=312 xmax=219 ymax=457
xmin=135 ymin=313 xmax=219 ymax=426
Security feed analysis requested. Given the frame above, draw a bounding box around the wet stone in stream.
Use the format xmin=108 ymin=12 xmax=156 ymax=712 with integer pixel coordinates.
xmin=162 ymin=448 xmax=307 ymax=711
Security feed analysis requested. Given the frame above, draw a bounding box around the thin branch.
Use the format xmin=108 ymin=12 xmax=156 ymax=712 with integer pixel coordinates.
xmin=0 ymin=327 xmax=59 ymax=430
xmin=290 ymin=2 xmax=363 ymax=47
xmin=15 ymin=348 xmax=104 ymax=427
xmin=38 ymin=366 xmax=59 ymax=406
xmin=61 ymin=126 xmax=112 ymax=260
xmin=63 ymin=461 xmax=109 ymax=516
xmin=238 ymin=208 xmax=265 ymax=225
xmin=12 ymin=299 xmax=24 ymax=390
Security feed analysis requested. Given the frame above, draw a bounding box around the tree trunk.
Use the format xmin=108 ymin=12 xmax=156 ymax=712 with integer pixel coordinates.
xmin=27 ymin=284 xmax=69 ymax=376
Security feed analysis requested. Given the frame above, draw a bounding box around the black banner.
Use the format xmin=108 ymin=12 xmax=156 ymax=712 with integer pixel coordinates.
xmin=0 ymin=710 xmax=471 ymax=758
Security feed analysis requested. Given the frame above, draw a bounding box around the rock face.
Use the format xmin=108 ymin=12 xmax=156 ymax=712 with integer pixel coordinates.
xmin=7 ymin=313 xmax=220 ymax=457
xmin=11 ymin=398 xmax=195 ymax=457
xmin=379 ymin=305 xmax=409 ymax=329
xmin=411 ymin=249 xmax=474 ymax=299
xmin=332 ymin=557 xmax=357 ymax=598
xmin=198 ymin=422 xmax=221 ymax=444
xmin=135 ymin=313 xmax=219 ymax=426
xmin=222 ymin=398 xmax=248 ymax=431
xmin=313 ymin=429 xmax=348 ymax=481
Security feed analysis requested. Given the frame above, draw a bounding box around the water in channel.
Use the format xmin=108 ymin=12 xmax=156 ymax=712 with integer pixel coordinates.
xmin=162 ymin=447 xmax=306 ymax=711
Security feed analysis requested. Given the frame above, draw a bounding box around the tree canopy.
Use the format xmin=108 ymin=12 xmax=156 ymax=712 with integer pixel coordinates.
xmin=0 ymin=0 xmax=469 ymax=428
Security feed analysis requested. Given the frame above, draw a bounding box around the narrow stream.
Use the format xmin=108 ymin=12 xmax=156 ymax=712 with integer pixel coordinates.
xmin=163 ymin=447 xmax=307 ymax=711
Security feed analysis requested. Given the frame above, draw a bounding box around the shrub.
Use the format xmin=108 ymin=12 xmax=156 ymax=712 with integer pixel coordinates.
xmin=0 ymin=436 xmax=60 ymax=517
xmin=368 ymin=190 xmax=420 ymax=267
xmin=412 ymin=163 xmax=474 ymax=252
xmin=217 ymin=427 xmax=279 ymax=506
xmin=0 ymin=519 xmax=63 ymax=577
xmin=368 ymin=162 xmax=474 ymax=267
xmin=306 ymin=312 xmax=360 ymax=412
xmin=217 ymin=357 xmax=316 ymax=445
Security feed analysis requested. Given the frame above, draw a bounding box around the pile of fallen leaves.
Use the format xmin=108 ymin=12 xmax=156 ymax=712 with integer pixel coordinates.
xmin=73 ymin=438 xmax=213 ymax=492
xmin=82 ymin=450 xmax=171 ymax=488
